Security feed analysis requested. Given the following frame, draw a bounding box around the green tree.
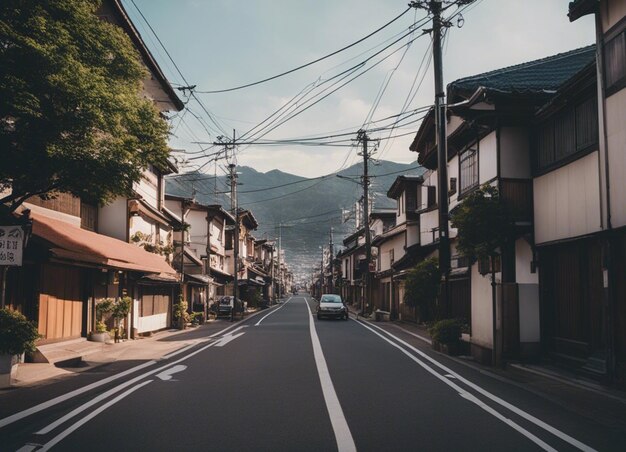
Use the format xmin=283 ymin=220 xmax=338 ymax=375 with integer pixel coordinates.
xmin=403 ymin=257 xmax=441 ymax=322
xmin=450 ymin=185 xmax=513 ymax=261
xmin=0 ymin=0 xmax=170 ymax=213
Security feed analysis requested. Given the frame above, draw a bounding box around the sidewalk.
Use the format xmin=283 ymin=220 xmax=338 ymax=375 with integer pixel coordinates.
xmin=7 ymin=318 xmax=241 ymax=389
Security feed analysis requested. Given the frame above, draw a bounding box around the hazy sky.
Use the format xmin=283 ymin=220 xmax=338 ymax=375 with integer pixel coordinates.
xmin=126 ymin=0 xmax=595 ymax=178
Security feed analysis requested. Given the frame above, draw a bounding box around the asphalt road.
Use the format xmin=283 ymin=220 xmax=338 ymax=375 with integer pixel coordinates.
xmin=1 ymin=295 xmax=625 ymax=451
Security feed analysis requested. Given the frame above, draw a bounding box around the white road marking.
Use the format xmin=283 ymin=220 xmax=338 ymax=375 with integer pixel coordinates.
xmin=357 ymin=320 xmax=597 ymax=452
xmin=0 ymin=360 xmax=157 ymax=429
xmin=305 ymin=299 xmax=357 ymax=452
xmin=255 ymin=297 xmax=293 ymax=326
xmin=37 ymin=380 xmax=154 ymax=452
xmin=15 ymin=445 xmax=39 ymax=452
xmin=213 ymin=332 xmax=246 ymax=347
xmin=162 ymin=339 xmax=210 ymax=359
xmin=36 ymin=341 xmax=218 ymax=435
xmin=1 ymin=315 xmax=264 ymax=431
xmin=156 ymin=365 xmax=187 ymax=381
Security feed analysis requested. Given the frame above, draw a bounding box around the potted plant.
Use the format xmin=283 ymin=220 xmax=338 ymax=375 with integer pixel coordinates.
xmin=0 ymin=308 xmax=40 ymax=388
xmin=111 ymin=296 xmax=131 ymax=342
xmin=90 ymin=298 xmax=113 ymax=343
xmin=429 ymin=319 xmax=462 ymax=355
xmin=173 ymin=295 xmax=190 ymax=330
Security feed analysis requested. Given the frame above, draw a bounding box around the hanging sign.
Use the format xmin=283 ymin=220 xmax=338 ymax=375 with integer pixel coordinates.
xmin=0 ymin=226 xmax=24 ymax=266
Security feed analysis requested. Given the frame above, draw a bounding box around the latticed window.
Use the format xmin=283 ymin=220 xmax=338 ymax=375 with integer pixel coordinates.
xmin=459 ymin=148 xmax=478 ymax=194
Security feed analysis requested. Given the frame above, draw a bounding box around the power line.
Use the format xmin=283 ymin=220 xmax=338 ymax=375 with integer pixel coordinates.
xmin=195 ymin=7 xmax=412 ymax=94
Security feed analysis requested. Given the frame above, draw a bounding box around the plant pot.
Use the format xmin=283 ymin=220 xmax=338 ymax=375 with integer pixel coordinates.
xmin=89 ymin=332 xmax=109 ymax=343
xmin=0 ymin=354 xmax=19 ymax=389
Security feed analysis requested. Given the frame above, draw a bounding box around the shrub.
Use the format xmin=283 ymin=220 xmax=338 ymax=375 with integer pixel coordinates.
xmin=403 ymin=257 xmax=441 ymax=322
xmin=95 ymin=321 xmax=108 ymax=334
xmin=429 ymin=319 xmax=462 ymax=345
xmin=173 ymin=295 xmax=190 ymax=324
xmin=0 ymin=308 xmax=40 ymax=355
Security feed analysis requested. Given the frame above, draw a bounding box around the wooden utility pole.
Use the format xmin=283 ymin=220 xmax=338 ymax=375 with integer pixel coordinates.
xmin=329 ymin=227 xmax=334 ymax=294
xmin=228 ymin=162 xmax=239 ymax=322
xmin=358 ymin=129 xmax=372 ymax=316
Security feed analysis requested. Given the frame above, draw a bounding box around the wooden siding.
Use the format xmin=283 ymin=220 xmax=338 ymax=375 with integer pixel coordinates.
xmin=38 ymin=264 xmax=84 ymax=342
xmin=140 ymin=286 xmax=171 ymax=317
xmin=500 ymin=179 xmax=533 ymax=222
xmin=80 ymin=201 xmax=98 ymax=231
xmin=27 ymin=193 xmax=80 ymax=217
xmin=539 ymin=238 xmax=605 ymax=361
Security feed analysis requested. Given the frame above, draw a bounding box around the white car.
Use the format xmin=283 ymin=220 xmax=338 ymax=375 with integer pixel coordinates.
xmin=316 ymin=294 xmax=349 ymax=320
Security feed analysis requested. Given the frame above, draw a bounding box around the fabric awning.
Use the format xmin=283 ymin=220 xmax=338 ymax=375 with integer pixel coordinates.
xmin=32 ymin=212 xmax=177 ymax=276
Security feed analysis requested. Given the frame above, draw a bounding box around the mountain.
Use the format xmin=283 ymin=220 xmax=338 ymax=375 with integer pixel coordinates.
xmin=166 ymin=160 xmax=423 ymax=280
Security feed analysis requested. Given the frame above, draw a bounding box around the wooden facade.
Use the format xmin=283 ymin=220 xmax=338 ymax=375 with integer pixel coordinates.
xmin=37 ymin=264 xmax=85 ymax=344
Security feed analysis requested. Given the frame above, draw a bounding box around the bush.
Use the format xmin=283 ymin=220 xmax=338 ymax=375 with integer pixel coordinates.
xmin=173 ymin=295 xmax=190 ymax=325
xmin=429 ymin=319 xmax=462 ymax=345
xmin=403 ymin=258 xmax=441 ymax=322
xmin=95 ymin=321 xmax=108 ymax=334
xmin=0 ymin=308 xmax=40 ymax=355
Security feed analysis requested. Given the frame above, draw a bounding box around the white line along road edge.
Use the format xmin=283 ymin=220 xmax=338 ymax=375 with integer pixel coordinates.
xmin=356 ymin=320 xmax=596 ymax=452
xmin=305 ymin=299 xmax=356 ymax=452
xmin=255 ymin=296 xmax=293 ymax=326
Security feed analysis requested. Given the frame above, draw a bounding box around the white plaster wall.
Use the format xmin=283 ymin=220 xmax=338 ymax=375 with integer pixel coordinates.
xmin=187 ymin=209 xmax=207 ymax=256
xmin=397 ymin=192 xmax=407 ymax=225
xmin=98 ymin=198 xmax=127 ymax=241
xmin=602 ymin=0 xmax=626 ymax=30
xmin=534 ymin=151 xmax=602 ymax=244
xmin=479 ymin=132 xmax=498 ymax=183
xmin=470 ymin=263 xmax=498 ymax=349
xmin=447 ymin=114 xmax=464 ymax=136
xmin=607 ymin=89 xmax=626 ymax=228
xmin=420 ymin=209 xmax=438 ymax=245
xmin=515 ymin=239 xmax=538 ymax=285
xmin=134 ymin=171 xmax=158 ymax=208
xmin=137 ymin=312 xmax=169 ymax=334
xmin=129 ymin=215 xmax=156 ymax=242
xmin=406 ymin=223 xmax=420 ymax=247
xmin=378 ymin=234 xmax=405 ymax=272
xmin=500 ymin=127 xmax=531 ymax=179
xmin=515 ymin=238 xmax=540 ymax=344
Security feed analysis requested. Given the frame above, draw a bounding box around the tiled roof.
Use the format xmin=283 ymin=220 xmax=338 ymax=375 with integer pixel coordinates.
xmin=448 ymin=45 xmax=596 ymax=99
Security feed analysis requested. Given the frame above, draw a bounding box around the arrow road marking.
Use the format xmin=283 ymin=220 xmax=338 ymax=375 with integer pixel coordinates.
xmin=214 ymin=332 xmax=245 ymax=347
xmin=156 ymin=365 xmax=187 ymax=381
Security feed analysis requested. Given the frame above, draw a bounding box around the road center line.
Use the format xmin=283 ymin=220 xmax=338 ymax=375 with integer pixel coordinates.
xmin=254 ymin=297 xmax=293 ymax=326
xmin=37 ymin=380 xmax=154 ymax=452
xmin=305 ymin=299 xmax=356 ymax=452
xmin=358 ymin=320 xmax=596 ymax=452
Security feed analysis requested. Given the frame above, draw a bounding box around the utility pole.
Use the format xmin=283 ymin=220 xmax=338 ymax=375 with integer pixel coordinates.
xmin=411 ymin=0 xmax=457 ymax=312
xmin=320 ymin=245 xmax=324 ymax=297
xmin=206 ymin=209 xmax=212 ymax=312
xmin=228 ymin=162 xmax=239 ymax=322
xmin=329 ymin=227 xmax=334 ymax=294
xmin=358 ymin=129 xmax=372 ymax=316
xmin=277 ymin=223 xmax=282 ymax=300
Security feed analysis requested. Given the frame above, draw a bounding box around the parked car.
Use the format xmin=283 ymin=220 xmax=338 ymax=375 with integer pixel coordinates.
xmin=210 ymin=296 xmax=244 ymax=318
xmin=316 ymin=294 xmax=348 ymax=320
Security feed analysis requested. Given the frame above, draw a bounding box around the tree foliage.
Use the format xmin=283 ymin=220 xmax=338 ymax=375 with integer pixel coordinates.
xmin=0 ymin=0 xmax=170 ymax=212
xmin=403 ymin=257 xmax=441 ymax=321
xmin=0 ymin=308 xmax=40 ymax=355
xmin=451 ymin=185 xmax=513 ymax=260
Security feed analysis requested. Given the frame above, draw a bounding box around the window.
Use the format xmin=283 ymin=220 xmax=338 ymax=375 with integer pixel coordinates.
xmin=605 ymin=30 xmax=626 ymax=94
xmin=405 ymin=189 xmax=417 ymax=212
xmin=459 ymin=148 xmax=478 ymax=194
xmin=535 ymin=97 xmax=598 ymax=171
xmin=389 ymin=249 xmax=394 ymax=266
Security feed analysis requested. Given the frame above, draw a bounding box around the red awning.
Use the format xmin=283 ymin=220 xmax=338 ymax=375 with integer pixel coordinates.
xmin=31 ymin=212 xmax=176 ymax=276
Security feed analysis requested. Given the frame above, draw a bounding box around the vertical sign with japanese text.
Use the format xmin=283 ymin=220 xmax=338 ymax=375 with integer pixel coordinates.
xmin=0 ymin=226 xmax=24 ymax=266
